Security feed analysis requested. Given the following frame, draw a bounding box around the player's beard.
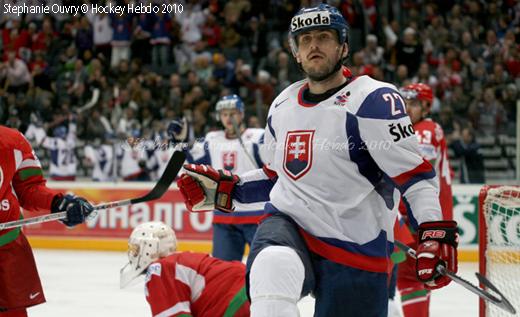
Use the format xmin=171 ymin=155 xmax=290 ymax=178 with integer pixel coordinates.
xmin=302 ymin=50 xmax=343 ymax=82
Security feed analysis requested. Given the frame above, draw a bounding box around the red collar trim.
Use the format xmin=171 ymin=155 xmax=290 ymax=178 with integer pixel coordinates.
xmin=297 ymin=83 xmax=319 ymax=108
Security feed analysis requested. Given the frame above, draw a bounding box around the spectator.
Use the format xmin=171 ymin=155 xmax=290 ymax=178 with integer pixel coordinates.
xmin=412 ymin=62 xmax=438 ymax=89
xmin=176 ymin=3 xmax=206 ymax=45
xmin=200 ymin=13 xmax=221 ymax=51
xmin=395 ymin=27 xmax=423 ymax=76
xmin=132 ymin=13 xmax=152 ymax=64
xmin=0 ymin=51 xmax=31 ymax=94
xmin=245 ymin=16 xmax=267 ymax=70
xmin=150 ymin=12 xmax=172 ymax=69
xmin=450 ymin=127 xmax=485 ymax=184
xmin=361 ymin=34 xmax=384 ymax=66
xmin=75 ymin=16 xmax=94 ymax=59
xmin=212 ymin=53 xmax=235 ymax=87
xmin=110 ymin=14 xmax=132 ymax=68
xmin=87 ymin=12 xmax=113 ymax=62
xmin=469 ymin=86 xmax=507 ymax=136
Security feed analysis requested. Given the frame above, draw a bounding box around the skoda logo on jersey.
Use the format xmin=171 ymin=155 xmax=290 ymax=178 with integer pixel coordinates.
xmin=222 ymin=151 xmax=237 ymax=171
xmin=283 ymin=131 xmax=315 ymax=180
xmin=290 ymin=11 xmax=331 ymax=32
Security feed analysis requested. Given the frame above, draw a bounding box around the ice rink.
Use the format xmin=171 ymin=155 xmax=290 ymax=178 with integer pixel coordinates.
xmin=28 ymin=249 xmax=480 ymax=317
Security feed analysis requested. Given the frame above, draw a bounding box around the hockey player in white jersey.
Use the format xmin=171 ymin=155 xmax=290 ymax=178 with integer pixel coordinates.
xmin=176 ymin=4 xmax=459 ymax=316
xmin=83 ymin=134 xmax=114 ymax=182
xmin=41 ymin=121 xmax=77 ymax=181
xmin=169 ymin=94 xmax=265 ymax=261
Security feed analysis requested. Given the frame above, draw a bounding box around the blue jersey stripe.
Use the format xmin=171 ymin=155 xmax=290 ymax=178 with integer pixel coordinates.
xmin=252 ymin=143 xmax=263 ymax=168
xmin=396 ymin=170 xmax=437 ymax=193
xmin=356 ymin=87 xmax=408 ymax=120
xmin=318 ymin=231 xmax=391 ymax=258
xmin=234 ymin=179 xmax=274 ymax=204
xmin=265 ymin=203 xmax=394 ymax=258
xmin=214 ymin=210 xmax=265 ymax=217
xmin=346 ymin=113 xmax=395 ymax=209
xmin=267 ymin=116 xmax=276 ymax=141
xmin=402 ymin=196 xmax=419 ymax=230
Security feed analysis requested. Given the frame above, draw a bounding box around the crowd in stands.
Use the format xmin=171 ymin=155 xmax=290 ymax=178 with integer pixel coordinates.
xmin=0 ymin=0 xmax=518 ymax=182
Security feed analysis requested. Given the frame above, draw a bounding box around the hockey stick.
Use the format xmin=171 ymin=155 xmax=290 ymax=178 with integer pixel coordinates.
xmin=394 ymin=240 xmax=516 ymax=314
xmin=0 ymin=151 xmax=186 ymax=231
xmin=230 ymin=116 xmax=258 ymax=168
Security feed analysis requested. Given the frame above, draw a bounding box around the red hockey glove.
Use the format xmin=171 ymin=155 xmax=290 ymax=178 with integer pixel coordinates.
xmin=176 ymin=164 xmax=239 ymax=213
xmin=416 ymin=221 xmax=459 ymax=290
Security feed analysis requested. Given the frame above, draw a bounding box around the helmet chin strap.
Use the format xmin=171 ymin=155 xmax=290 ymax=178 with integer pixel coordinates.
xmin=306 ymin=45 xmax=346 ymax=83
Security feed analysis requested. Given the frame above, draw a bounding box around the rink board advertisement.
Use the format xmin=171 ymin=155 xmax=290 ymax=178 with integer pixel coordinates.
xmin=25 ymin=182 xmax=482 ymax=260
xmin=25 ymin=182 xmax=215 ymax=252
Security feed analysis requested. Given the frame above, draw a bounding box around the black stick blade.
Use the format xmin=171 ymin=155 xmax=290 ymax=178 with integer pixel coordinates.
xmin=130 ymin=151 xmax=186 ymax=204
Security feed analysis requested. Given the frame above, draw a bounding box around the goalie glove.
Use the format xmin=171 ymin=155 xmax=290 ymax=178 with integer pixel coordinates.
xmin=176 ymin=164 xmax=239 ymax=213
xmin=416 ymin=221 xmax=459 ymax=290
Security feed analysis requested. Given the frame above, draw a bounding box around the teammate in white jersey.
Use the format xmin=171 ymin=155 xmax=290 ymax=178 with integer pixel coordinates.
xmin=176 ymin=4 xmax=459 ymax=316
xmin=41 ymin=122 xmax=77 ymax=181
xmin=83 ymin=134 xmax=114 ymax=182
xmin=169 ymin=95 xmax=265 ymax=261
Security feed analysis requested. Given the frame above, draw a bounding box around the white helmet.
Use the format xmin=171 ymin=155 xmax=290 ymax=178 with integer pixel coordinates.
xmin=119 ymin=221 xmax=177 ymax=288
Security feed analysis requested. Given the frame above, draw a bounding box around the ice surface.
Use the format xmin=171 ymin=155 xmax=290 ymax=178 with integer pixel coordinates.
xmin=28 ymin=250 xmax=480 ymax=316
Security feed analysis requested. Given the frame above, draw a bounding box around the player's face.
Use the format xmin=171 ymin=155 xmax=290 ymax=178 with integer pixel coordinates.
xmin=405 ymin=99 xmax=423 ymax=124
xmin=295 ymin=29 xmax=347 ymax=81
xmin=220 ymin=109 xmax=242 ymax=132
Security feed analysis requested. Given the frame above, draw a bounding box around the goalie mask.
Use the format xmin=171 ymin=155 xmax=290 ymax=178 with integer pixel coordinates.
xmin=120 ymin=221 xmax=177 ymax=288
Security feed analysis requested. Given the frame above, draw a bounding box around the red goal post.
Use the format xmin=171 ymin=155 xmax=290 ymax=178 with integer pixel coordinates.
xmin=479 ymin=185 xmax=520 ymax=317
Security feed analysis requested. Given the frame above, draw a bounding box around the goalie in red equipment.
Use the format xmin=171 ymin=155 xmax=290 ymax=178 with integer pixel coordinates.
xmin=395 ymin=83 xmax=455 ymax=317
xmin=0 ymin=125 xmax=94 ymax=317
xmin=120 ymin=221 xmax=250 ymax=317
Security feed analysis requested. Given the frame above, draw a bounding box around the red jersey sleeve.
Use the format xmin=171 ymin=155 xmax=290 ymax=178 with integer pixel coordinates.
xmin=145 ymin=260 xmax=193 ymax=317
xmin=12 ymin=130 xmax=58 ymax=212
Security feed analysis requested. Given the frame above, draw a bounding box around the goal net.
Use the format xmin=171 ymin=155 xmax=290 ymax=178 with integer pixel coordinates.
xmin=479 ymin=186 xmax=520 ymax=317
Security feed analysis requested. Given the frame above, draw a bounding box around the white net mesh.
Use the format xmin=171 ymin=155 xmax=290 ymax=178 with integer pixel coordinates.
xmin=482 ymin=186 xmax=520 ymax=316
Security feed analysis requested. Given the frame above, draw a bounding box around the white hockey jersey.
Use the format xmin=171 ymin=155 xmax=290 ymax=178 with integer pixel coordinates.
xmin=116 ymin=142 xmax=147 ymax=180
xmin=84 ymin=144 xmax=114 ymax=182
xmin=234 ymin=76 xmax=442 ymax=273
xmin=186 ymin=128 xmax=265 ymax=224
xmin=41 ymin=123 xmax=77 ymax=180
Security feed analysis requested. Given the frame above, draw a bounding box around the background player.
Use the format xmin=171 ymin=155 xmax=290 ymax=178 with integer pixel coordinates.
xmin=120 ymin=221 xmax=250 ymax=317
xmin=40 ymin=118 xmax=78 ymax=181
xmin=169 ymin=94 xmax=264 ymax=261
xmin=176 ymin=4 xmax=458 ymax=317
xmin=83 ymin=133 xmax=115 ymax=182
xmin=0 ymin=125 xmax=94 ymax=317
xmin=393 ymin=83 xmax=454 ymax=317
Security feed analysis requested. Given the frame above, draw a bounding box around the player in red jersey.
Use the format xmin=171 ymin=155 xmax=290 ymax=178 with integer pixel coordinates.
xmin=0 ymin=125 xmax=94 ymax=317
xmin=395 ymin=83 xmax=454 ymax=317
xmin=120 ymin=221 xmax=250 ymax=317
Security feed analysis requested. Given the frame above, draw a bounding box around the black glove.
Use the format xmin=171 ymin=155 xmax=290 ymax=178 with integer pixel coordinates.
xmin=51 ymin=194 xmax=94 ymax=227
xmin=167 ymin=117 xmax=187 ymax=142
